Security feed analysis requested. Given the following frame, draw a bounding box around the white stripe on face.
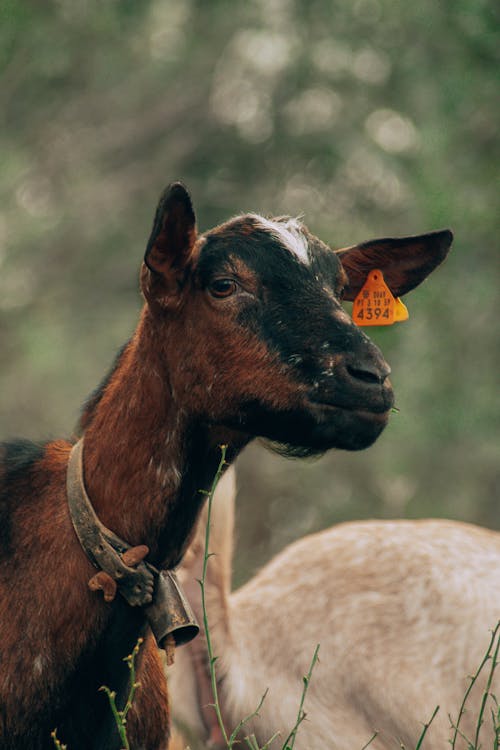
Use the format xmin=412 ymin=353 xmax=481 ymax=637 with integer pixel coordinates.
xmin=251 ymin=215 xmax=310 ymax=265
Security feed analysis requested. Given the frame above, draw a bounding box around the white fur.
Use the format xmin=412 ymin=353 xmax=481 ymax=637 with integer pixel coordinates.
xmin=252 ymin=215 xmax=310 ymax=265
xmin=32 ymin=654 xmax=47 ymax=677
xmin=170 ymin=476 xmax=500 ymax=750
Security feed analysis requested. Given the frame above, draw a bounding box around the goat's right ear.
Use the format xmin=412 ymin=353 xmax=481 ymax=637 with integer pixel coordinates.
xmin=142 ymin=182 xmax=197 ymax=301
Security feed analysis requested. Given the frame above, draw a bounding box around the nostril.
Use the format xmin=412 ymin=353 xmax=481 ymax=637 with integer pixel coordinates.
xmin=346 ymin=361 xmax=391 ymax=385
xmin=347 ymin=364 xmax=381 ymax=385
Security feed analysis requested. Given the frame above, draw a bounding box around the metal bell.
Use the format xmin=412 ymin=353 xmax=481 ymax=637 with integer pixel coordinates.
xmin=144 ymin=570 xmax=199 ymax=649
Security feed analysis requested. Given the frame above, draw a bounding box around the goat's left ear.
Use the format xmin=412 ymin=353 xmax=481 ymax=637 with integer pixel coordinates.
xmin=337 ymin=229 xmax=453 ymax=301
xmin=143 ymin=182 xmax=197 ymax=294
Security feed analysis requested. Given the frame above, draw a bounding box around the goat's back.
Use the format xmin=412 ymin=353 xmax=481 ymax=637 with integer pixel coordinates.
xmin=220 ymin=519 xmax=500 ymax=749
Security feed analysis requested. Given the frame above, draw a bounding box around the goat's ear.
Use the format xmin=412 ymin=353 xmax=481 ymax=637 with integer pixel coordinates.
xmin=337 ymin=229 xmax=453 ymax=301
xmin=143 ymin=182 xmax=197 ymax=284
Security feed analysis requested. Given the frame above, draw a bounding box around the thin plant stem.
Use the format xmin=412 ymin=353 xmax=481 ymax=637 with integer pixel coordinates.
xmin=100 ymin=686 xmax=129 ymax=750
xmin=122 ymin=637 xmax=143 ymax=721
xmin=492 ymin=698 xmax=500 ymax=750
xmin=450 ymin=622 xmax=500 ymax=750
xmin=198 ymin=444 xmax=231 ymax=747
xmin=415 ymin=705 xmax=439 ymax=750
xmin=228 ymin=689 xmax=269 ymax=746
xmin=245 ymin=736 xmax=260 ymax=750
xmin=99 ymin=636 xmax=145 ymax=750
xmin=360 ymin=731 xmax=379 ymax=750
xmin=448 ymin=718 xmax=474 ymax=749
xmin=259 ymin=731 xmax=281 ymax=749
xmin=281 ymin=644 xmax=320 ymax=750
xmin=51 ymin=730 xmax=68 ymax=750
xmin=199 ymin=446 xmax=320 ymax=750
xmin=474 ymin=625 xmax=500 ymax=748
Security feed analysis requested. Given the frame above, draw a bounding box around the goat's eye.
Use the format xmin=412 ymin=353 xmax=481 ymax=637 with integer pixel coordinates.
xmin=208 ymin=278 xmax=238 ymax=298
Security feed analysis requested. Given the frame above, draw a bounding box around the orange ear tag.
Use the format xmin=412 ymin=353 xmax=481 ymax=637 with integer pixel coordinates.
xmin=352 ymin=269 xmax=409 ymax=326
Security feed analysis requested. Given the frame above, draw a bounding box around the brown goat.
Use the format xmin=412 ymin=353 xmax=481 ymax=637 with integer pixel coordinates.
xmin=0 ymin=182 xmax=451 ymax=749
xmin=171 ymin=468 xmax=500 ymax=750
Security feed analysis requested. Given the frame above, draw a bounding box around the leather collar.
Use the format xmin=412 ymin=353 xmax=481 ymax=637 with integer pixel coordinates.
xmin=66 ymin=438 xmax=199 ymax=653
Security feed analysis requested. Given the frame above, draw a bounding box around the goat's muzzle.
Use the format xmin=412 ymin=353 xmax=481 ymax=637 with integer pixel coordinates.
xmin=309 ymin=345 xmax=394 ymax=417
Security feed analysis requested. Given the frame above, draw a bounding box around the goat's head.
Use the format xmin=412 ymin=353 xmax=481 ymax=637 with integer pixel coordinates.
xmin=141 ymin=183 xmax=452 ymax=455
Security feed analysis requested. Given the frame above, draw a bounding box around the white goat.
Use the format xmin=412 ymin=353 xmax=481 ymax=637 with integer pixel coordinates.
xmin=168 ymin=467 xmax=500 ymax=750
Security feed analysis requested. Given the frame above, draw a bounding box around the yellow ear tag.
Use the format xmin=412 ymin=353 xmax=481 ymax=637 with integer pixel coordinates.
xmin=352 ymin=269 xmax=409 ymax=326
xmin=393 ymin=296 xmax=409 ymax=322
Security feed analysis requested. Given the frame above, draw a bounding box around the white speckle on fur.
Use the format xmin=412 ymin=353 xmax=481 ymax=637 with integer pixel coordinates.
xmin=151 ymin=459 xmax=182 ymax=491
xmin=33 ymin=654 xmax=46 ymax=676
xmin=171 ymin=465 xmax=182 ymax=487
xmin=252 ymin=215 xmax=310 ymax=265
xmin=334 ymin=308 xmax=352 ymax=325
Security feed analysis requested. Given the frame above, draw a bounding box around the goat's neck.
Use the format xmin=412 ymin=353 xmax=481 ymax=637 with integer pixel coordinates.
xmin=81 ymin=307 xmax=249 ymax=568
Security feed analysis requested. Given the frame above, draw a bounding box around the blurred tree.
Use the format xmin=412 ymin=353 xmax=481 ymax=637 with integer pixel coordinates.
xmin=0 ymin=0 xmax=498 ymax=583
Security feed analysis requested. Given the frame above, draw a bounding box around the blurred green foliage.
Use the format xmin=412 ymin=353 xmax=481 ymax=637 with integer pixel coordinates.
xmin=0 ymin=0 xmax=498 ymax=583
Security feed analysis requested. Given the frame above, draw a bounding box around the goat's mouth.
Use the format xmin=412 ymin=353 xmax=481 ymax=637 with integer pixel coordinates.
xmin=307 ymin=399 xmax=391 ymax=418
xmin=306 ymin=384 xmax=395 ymax=417
xmin=223 ymin=387 xmax=394 ymax=453
xmin=290 ymin=392 xmax=394 ymax=451
xmin=256 ymin=398 xmax=394 ymax=455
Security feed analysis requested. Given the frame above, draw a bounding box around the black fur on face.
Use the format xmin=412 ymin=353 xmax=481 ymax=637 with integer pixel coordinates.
xmin=194 ymin=214 xmax=394 ymax=453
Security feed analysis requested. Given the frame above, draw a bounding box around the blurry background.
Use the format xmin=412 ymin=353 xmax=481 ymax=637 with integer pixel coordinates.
xmin=0 ymin=0 xmax=498 ymax=584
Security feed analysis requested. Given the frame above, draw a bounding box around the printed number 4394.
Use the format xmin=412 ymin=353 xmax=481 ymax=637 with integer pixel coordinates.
xmin=358 ymin=308 xmax=390 ymax=320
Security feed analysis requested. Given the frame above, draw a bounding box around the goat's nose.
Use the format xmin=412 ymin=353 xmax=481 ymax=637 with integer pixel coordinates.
xmin=346 ymin=357 xmax=391 ymax=386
